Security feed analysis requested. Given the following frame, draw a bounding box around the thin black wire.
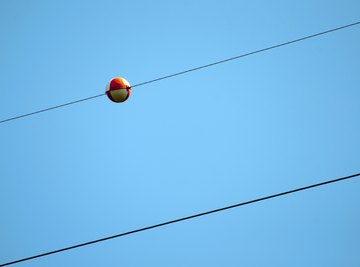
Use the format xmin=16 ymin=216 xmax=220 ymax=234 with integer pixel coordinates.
xmin=131 ymin=21 xmax=360 ymax=88
xmin=0 ymin=93 xmax=105 ymax=124
xmin=1 ymin=21 xmax=359 ymax=125
xmin=1 ymin=172 xmax=359 ymax=267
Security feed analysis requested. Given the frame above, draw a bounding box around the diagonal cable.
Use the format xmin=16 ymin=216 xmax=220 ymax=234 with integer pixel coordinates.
xmin=0 ymin=94 xmax=105 ymax=124
xmin=1 ymin=21 xmax=359 ymax=125
xmin=1 ymin=172 xmax=359 ymax=266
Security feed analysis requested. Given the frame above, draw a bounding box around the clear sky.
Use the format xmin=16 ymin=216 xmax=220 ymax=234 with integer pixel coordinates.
xmin=1 ymin=1 xmax=360 ymax=266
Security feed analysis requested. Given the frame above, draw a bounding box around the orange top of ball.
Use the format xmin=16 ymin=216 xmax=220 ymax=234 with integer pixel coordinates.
xmin=109 ymin=77 xmax=131 ymax=90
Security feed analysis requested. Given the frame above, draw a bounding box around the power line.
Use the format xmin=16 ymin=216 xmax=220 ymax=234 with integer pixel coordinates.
xmin=0 ymin=21 xmax=359 ymax=125
xmin=0 ymin=93 xmax=105 ymax=124
xmin=131 ymin=21 xmax=360 ymax=88
xmin=1 ymin=172 xmax=359 ymax=267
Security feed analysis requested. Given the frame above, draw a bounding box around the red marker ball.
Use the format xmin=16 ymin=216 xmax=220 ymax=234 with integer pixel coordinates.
xmin=106 ymin=77 xmax=131 ymax=103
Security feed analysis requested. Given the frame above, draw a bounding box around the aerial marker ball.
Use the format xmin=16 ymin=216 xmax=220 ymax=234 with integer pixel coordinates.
xmin=106 ymin=77 xmax=131 ymax=103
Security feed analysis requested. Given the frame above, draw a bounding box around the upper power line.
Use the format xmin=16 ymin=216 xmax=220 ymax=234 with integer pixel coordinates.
xmin=1 ymin=21 xmax=359 ymax=125
xmin=1 ymin=172 xmax=359 ymax=266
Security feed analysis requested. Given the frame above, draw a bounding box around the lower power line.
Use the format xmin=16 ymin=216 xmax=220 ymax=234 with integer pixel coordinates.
xmin=1 ymin=172 xmax=359 ymax=266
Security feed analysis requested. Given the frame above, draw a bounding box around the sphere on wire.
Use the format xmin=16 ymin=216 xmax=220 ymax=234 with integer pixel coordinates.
xmin=106 ymin=77 xmax=131 ymax=103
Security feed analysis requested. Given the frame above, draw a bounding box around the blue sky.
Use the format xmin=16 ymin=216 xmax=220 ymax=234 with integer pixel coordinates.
xmin=1 ymin=0 xmax=360 ymax=266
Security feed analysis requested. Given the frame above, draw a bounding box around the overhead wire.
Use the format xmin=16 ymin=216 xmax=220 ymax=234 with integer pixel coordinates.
xmin=0 ymin=21 xmax=359 ymax=125
xmin=1 ymin=172 xmax=359 ymax=266
xmin=0 ymin=93 xmax=105 ymax=124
